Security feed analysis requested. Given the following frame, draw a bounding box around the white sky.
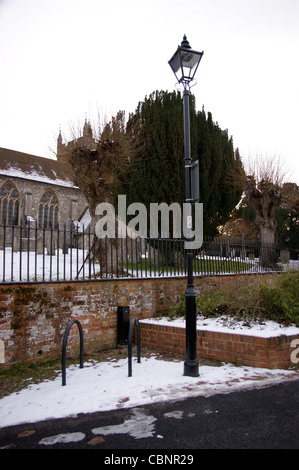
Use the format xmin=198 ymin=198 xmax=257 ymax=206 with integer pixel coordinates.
xmin=0 ymin=0 xmax=298 ymax=183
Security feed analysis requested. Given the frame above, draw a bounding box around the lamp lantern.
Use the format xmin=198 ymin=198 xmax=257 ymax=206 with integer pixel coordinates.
xmin=168 ymin=35 xmax=203 ymax=87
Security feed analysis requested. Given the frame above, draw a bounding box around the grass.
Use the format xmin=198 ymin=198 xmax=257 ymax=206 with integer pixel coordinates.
xmin=127 ymin=257 xmax=252 ymax=276
xmin=0 ymin=348 xmax=130 ymax=399
xmin=0 ymin=359 xmax=61 ymax=399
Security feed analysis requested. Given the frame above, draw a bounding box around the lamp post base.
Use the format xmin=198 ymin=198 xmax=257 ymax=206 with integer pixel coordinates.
xmin=184 ymin=287 xmax=199 ymax=377
xmin=184 ymin=360 xmax=199 ymax=377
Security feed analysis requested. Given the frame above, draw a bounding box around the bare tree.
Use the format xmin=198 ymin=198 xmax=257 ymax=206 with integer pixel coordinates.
xmin=243 ymin=155 xmax=287 ymax=268
xmin=68 ymin=111 xmax=140 ymax=216
xmin=63 ymin=111 xmax=144 ymax=275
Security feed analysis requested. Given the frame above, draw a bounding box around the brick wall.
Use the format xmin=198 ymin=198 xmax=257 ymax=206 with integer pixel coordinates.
xmin=0 ymin=277 xmax=188 ymax=369
xmin=0 ymin=274 xmax=291 ymax=370
xmin=140 ymin=321 xmax=299 ymax=369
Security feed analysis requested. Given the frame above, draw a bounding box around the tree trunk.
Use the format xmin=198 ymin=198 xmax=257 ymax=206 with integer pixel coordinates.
xmin=245 ymin=176 xmax=281 ymax=269
xmin=259 ymin=225 xmax=278 ymax=269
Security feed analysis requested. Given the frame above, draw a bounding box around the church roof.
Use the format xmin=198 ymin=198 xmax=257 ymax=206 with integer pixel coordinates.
xmin=0 ymin=147 xmax=77 ymax=188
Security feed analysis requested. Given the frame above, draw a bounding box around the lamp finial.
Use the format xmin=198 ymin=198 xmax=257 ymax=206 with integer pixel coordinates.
xmin=181 ymin=35 xmax=191 ymax=49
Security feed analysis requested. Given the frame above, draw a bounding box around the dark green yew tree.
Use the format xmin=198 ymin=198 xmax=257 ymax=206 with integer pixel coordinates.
xmin=124 ymin=90 xmax=244 ymax=236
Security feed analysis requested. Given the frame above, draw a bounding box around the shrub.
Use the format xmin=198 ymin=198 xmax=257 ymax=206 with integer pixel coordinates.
xmin=259 ymin=271 xmax=299 ymax=325
xmin=166 ymin=293 xmax=186 ymax=319
xmin=165 ymin=271 xmax=299 ymax=326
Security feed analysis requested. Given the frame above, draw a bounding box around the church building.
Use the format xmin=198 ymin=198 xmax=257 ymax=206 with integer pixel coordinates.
xmin=0 ymin=122 xmax=96 ymax=230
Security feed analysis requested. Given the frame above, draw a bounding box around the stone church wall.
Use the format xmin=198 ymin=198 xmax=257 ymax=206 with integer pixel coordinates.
xmin=0 ymin=175 xmax=88 ymax=226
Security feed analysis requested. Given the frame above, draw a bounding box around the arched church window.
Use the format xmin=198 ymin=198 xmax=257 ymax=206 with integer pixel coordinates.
xmin=0 ymin=181 xmax=20 ymax=225
xmin=38 ymin=190 xmax=59 ymax=229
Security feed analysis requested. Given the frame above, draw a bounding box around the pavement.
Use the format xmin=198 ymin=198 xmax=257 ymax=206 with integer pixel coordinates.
xmin=1 ymin=376 xmax=298 ymax=452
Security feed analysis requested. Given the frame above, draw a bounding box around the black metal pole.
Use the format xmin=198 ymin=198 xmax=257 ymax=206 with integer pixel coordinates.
xmin=183 ymin=88 xmax=199 ymax=377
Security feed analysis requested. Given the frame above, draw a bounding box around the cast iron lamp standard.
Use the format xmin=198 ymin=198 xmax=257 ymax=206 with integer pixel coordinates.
xmin=169 ymin=35 xmax=204 ymax=377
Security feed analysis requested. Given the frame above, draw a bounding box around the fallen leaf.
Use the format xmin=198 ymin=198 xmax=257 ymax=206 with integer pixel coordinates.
xmin=87 ymin=436 xmax=105 ymax=445
xmin=116 ymin=397 xmax=130 ymax=407
xmin=18 ymin=430 xmax=36 ymax=438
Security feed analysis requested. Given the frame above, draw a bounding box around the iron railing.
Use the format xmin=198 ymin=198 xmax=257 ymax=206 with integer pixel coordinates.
xmin=0 ymin=220 xmax=297 ymax=283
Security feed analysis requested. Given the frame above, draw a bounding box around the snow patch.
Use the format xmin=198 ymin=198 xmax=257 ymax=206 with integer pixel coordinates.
xmin=0 ymin=355 xmax=298 ymax=429
xmin=141 ymin=315 xmax=299 ymax=338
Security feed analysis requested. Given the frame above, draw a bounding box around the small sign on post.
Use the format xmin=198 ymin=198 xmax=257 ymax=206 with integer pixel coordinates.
xmin=191 ymin=160 xmax=199 ymax=203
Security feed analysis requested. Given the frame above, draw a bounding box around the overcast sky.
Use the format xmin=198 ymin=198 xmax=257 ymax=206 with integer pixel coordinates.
xmin=0 ymin=0 xmax=298 ymax=183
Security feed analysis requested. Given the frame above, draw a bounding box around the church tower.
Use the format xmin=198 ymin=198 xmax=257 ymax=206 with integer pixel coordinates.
xmin=56 ymin=129 xmax=69 ymax=162
xmin=56 ymin=119 xmax=97 ymax=162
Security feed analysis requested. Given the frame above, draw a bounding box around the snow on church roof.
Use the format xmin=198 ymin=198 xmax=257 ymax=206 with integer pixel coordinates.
xmin=0 ymin=147 xmax=78 ymax=188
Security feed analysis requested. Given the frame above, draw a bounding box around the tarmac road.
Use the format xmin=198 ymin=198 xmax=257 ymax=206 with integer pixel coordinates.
xmin=0 ymin=378 xmax=298 ymax=453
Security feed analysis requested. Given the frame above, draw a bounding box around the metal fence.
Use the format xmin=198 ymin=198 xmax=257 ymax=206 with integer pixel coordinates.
xmin=0 ymin=219 xmax=297 ymax=283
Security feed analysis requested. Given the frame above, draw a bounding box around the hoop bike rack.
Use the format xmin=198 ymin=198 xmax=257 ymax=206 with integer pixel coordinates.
xmin=128 ymin=316 xmax=141 ymax=377
xmin=62 ymin=319 xmax=84 ymax=386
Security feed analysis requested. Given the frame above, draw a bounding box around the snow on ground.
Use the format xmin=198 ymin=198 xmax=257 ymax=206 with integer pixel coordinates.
xmin=1 ymin=248 xmax=298 ymax=282
xmin=0 ymin=346 xmax=298 ymax=429
xmin=0 ymin=316 xmax=299 ymax=429
xmin=142 ymin=315 xmax=299 ymax=338
xmin=0 ymin=248 xmax=101 ymax=282
xmin=0 ymin=257 xmax=298 ymax=429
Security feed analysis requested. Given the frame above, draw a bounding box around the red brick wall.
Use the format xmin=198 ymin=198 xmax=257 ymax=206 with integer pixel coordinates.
xmin=0 ymin=274 xmax=287 ymax=370
xmin=0 ymin=277 xmax=188 ymax=369
xmin=140 ymin=321 xmax=299 ymax=369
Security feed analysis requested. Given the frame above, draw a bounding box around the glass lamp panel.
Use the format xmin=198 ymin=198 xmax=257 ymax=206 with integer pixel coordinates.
xmin=179 ymin=49 xmax=202 ymax=81
xmin=169 ymin=50 xmax=181 ymax=78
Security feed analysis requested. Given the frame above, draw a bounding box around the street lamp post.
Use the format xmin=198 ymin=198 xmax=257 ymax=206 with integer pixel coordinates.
xmin=169 ymin=35 xmax=204 ymax=377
